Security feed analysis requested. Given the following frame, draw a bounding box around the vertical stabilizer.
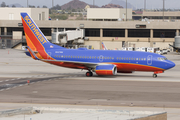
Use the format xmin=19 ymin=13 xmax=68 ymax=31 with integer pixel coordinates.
xmin=21 ymin=12 xmax=65 ymax=52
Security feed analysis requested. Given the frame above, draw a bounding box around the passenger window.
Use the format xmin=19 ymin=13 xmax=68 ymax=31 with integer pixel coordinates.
xmin=89 ymin=57 xmax=91 ymax=59
xmin=144 ymin=58 xmax=146 ymax=60
xmin=117 ymin=57 xmax=118 ymax=60
xmin=127 ymin=58 xmax=128 ymax=60
xmin=97 ymin=57 xmax=99 ymax=59
xmin=92 ymin=57 xmax=94 ymax=59
xmin=112 ymin=57 xmax=114 ymax=59
xmin=95 ymin=57 xmax=96 ymax=59
xmin=136 ymin=58 xmax=138 ymax=60
xmin=85 ymin=56 xmax=86 ymax=58
xmin=122 ymin=58 xmax=123 ymax=60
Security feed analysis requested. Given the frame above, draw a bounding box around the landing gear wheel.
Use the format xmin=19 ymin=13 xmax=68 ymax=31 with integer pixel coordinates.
xmin=153 ymin=74 xmax=157 ymax=78
xmin=86 ymin=72 xmax=93 ymax=77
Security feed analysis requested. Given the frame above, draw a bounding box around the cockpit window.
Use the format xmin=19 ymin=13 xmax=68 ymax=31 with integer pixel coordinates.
xmin=158 ymin=57 xmax=167 ymax=61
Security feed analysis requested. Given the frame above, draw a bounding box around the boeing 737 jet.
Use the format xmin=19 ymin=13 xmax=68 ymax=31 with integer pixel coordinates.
xmin=102 ymin=42 xmax=107 ymax=50
xmin=21 ymin=13 xmax=175 ymax=78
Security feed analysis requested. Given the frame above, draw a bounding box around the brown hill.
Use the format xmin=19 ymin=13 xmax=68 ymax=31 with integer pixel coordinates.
xmin=61 ymin=0 xmax=99 ymax=10
xmin=102 ymin=3 xmax=123 ymax=8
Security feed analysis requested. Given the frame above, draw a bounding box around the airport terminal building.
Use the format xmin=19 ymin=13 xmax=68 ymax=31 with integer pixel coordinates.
xmin=0 ymin=8 xmax=179 ymax=50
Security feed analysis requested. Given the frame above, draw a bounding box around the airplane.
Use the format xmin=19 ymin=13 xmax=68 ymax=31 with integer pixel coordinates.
xmin=102 ymin=42 xmax=107 ymax=50
xmin=21 ymin=12 xmax=175 ymax=78
xmin=102 ymin=42 xmax=118 ymax=50
xmin=169 ymin=44 xmax=180 ymax=53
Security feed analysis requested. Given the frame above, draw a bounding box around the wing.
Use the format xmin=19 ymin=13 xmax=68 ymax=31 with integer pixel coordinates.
xmin=169 ymin=44 xmax=180 ymax=50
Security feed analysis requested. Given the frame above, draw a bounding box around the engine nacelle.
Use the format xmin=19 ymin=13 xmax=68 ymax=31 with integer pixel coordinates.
xmin=95 ymin=64 xmax=117 ymax=76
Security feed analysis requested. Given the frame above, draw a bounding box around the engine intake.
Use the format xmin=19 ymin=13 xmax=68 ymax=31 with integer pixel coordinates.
xmin=95 ymin=64 xmax=117 ymax=76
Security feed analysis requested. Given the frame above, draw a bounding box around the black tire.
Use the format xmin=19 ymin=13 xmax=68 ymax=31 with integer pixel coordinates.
xmin=90 ymin=72 xmax=93 ymax=76
xmin=86 ymin=72 xmax=90 ymax=77
xmin=86 ymin=72 xmax=93 ymax=77
xmin=153 ymin=74 xmax=157 ymax=78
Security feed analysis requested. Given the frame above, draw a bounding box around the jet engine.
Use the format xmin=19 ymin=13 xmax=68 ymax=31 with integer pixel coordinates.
xmin=95 ymin=64 xmax=117 ymax=76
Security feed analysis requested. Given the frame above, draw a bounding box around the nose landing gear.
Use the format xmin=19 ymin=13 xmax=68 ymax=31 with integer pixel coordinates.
xmin=153 ymin=74 xmax=157 ymax=78
xmin=153 ymin=71 xmax=164 ymax=78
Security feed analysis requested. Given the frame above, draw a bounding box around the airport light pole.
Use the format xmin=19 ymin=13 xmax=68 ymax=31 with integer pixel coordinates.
xmin=144 ymin=0 xmax=146 ymax=11
xmin=163 ymin=0 xmax=165 ymax=21
xmin=52 ymin=0 xmax=54 ymax=8
xmin=93 ymin=0 xmax=95 ymax=8
xmin=126 ymin=0 xmax=127 ymax=21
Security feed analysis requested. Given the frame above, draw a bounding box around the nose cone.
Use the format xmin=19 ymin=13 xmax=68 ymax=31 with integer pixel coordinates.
xmin=165 ymin=60 xmax=175 ymax=70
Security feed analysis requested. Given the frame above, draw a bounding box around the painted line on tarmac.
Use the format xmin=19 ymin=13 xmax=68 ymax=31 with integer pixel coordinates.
xmin=0 ymin=73 xmax=84 ymax=92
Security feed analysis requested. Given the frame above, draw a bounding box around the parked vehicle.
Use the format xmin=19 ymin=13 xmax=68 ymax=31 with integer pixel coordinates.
xmin=162 ymin=49 xmax=168 ymax=54
xmin=141 ymin=47 xmax=147 ymax=52
xmin=136 ymin=47 xmax=141 ymax=51
xmin=147 ymin=47 xmax=154 ymax=53
xmin=121 ymin=47 xmax=127 ymax=51
xmin=156 ymin=50 xmax=163 ymax=55
xmin=127 ymin=47 xmax=135 ymax=51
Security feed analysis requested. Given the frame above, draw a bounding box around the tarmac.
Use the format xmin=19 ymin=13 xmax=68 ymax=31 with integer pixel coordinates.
xmin=0 ymin=49 xmax=180 ymax=119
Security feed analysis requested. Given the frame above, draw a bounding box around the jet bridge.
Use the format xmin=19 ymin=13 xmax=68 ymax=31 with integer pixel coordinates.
xmin=52 ymin=28 xmax=88 ymax=44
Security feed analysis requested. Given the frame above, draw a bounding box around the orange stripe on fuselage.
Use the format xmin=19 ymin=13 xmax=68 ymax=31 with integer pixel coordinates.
xmin=47 ymin=61 xmax=88 ymax=70
xmin=112 ymin=63 xmax=164 ymax=72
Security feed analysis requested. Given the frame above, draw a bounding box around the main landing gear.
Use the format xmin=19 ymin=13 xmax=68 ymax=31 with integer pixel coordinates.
xmin=86 ymin=71 xmax=93 ymax=77
xmin=86 ymin=70 xmax=93 ymax=77
xmin=86 ymin=68 xmax=93 ymax=77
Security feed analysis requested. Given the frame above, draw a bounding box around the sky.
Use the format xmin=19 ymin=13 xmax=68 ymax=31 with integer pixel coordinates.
xmin=0 ymin=0 xmax=179 ymax=9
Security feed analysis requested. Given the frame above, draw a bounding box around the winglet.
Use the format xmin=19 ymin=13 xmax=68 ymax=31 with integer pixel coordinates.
xmin=27 ymin=46 xmax=40 ymax=60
